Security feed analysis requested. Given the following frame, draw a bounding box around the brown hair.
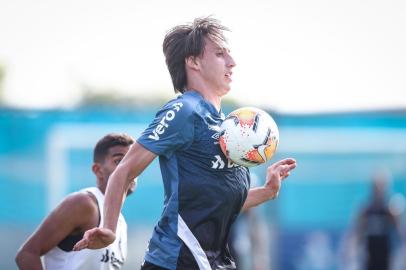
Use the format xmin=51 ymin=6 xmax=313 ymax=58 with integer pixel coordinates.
xmin=93 ymin=133 xmax=134 ymax=162
xmin=163 ymin=16 xmax=229 ymax=93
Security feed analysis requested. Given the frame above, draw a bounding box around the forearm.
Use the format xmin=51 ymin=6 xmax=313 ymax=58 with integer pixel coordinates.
xmin=242 ymin=187 xmax=275 ymax=211
xmin=103 ymin=168 xmax=132 ymax=232
xmin=103 ymin=143 xmax=156 ymax=232
xmin=15 ymin=250 xmax=43 ymax=270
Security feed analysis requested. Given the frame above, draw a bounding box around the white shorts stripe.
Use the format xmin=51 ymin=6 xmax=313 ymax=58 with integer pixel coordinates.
xmin=177 ymin=214 xmax=211 ymax=270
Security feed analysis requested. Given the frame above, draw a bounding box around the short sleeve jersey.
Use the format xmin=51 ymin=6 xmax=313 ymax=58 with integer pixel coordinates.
xmin=137 ymin=91 xmax=250 ymax=270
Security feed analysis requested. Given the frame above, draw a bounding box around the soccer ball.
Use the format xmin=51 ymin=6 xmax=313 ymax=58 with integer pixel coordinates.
xmin=219 ymin=107 xmax=279 ymax=167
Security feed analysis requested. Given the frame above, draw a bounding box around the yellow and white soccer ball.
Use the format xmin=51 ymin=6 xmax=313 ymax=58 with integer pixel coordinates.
xmin=219 ymin=107 xmax=279 ymax=167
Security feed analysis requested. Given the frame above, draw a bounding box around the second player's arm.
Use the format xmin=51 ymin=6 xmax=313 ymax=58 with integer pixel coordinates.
xmin=15 ymin=193 xmax=99 ymax=269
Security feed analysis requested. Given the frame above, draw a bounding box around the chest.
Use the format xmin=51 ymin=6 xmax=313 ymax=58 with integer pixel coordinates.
xmin=186 ymin=114 xmax=239 ymax=171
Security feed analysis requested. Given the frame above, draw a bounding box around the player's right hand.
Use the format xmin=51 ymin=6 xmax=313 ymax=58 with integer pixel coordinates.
xmin=73 ymin=227 xmax=116 ymax=251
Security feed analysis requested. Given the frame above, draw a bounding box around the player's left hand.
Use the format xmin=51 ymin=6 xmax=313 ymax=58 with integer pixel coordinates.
xmin=264 ymin=158 xmax=297 ymax=199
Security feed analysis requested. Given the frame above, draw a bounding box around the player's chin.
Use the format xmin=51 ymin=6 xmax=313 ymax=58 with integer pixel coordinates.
xmin=222 ymin=83 xmax=232 ymax=93
xmin=224 ymin=76 xmax=232 ymax=85
xmin=219 ymin=88 xmax=231 ymax=97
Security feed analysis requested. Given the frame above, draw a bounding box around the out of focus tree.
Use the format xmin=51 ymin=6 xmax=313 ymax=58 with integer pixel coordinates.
xmin=76 ymin=83 xmax=241 ymax=110
xmin=77 ymin=83 xmax=171 ymax=109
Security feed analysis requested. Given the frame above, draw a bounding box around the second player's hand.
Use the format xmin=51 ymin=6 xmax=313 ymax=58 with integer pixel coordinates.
xmin=73 ymin=227 xmax=116 ymax=251
xmin=264 ymin=158 xmax=297 ymax=199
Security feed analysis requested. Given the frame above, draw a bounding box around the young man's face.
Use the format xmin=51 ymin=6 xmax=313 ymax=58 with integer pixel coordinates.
xmin=197 ymin=37 xmax=236 ymax=95
xmin=98 ymin=145 xmax=135 ymax=194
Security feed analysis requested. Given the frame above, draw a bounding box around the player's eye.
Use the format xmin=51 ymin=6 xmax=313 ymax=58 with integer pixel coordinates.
xmin=114 ymin=158 xmax=123 ymax=165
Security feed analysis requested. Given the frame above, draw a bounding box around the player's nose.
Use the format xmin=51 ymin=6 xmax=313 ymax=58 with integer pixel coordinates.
xmin=227 ymin=53 xmax=236 ymax=68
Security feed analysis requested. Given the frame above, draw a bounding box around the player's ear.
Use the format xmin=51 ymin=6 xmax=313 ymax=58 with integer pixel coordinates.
xmin=185 ymin=56 xmax=200 ymax=71
xmin=92 ymin=163 xmax=103 ymax=178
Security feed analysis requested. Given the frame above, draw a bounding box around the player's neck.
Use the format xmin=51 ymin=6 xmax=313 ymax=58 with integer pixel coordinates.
xmin=204 ymin=93 xmax=222 ymax=112
xmin=186 ymin=82 xmax=222 ymax=112
xmin=97 ymin=181 xmax=106 ymax=195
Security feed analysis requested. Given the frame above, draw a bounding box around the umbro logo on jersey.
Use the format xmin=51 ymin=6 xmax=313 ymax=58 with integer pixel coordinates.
xmin=211 ymin=132 xmax=220 ymax=140
xmin=148 ymin=102 xmax=183 ymax=141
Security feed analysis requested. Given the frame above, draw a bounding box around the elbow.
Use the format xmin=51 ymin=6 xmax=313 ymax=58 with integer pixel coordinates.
xmin=15 ymin=248 xmax=25 ymax=267
xmin=240 ymin=202 xmax=252 ymax=213
xmin=15 ymin=246 xmax=38 ymax=268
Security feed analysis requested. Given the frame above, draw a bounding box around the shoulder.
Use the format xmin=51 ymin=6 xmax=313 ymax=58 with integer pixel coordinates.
xmin=162 ymin=92 xmax=202 ymax=115
xmin=60 ymin=191 xmax=99 ymax=218
xmin=151 ymin=94 xmax=200 ymax=127
xmin=138 ymin=93 xmax=201 ymax=149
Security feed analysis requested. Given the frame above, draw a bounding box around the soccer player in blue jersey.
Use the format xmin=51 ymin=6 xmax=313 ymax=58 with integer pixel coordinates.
xmin=73 ymin=17 xmax=297 ymax=269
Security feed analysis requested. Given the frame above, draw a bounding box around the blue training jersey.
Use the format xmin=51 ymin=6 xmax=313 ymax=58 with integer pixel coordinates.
xmin=137 ymin=90 xmax=250 ymax=270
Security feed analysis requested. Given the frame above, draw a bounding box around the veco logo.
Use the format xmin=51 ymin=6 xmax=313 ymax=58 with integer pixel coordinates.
xmin=148 ymin=102 xmax=183 ymax=141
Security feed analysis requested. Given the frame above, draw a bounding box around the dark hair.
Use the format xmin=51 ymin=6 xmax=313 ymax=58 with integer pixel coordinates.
xmin=163 ymin=16 xmax=229 ymax=94
xmin=93 ymin=133 xmax=134 ymax=163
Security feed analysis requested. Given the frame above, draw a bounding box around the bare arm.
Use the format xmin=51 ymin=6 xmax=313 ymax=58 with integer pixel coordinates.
xmin=242 ymin=158 xmax=296 ymax=211
xmin=104 ymin=142 xmax=156 ymax=232
xmin=74 ymin=142 xmax=157 ymax=250
xmin=15 ymin=193 xmax=98 ymax=269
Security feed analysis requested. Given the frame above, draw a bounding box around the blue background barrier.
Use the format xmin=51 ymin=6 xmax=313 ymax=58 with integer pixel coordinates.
xmin=1 ymin=107 xmax=405 ymax=269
